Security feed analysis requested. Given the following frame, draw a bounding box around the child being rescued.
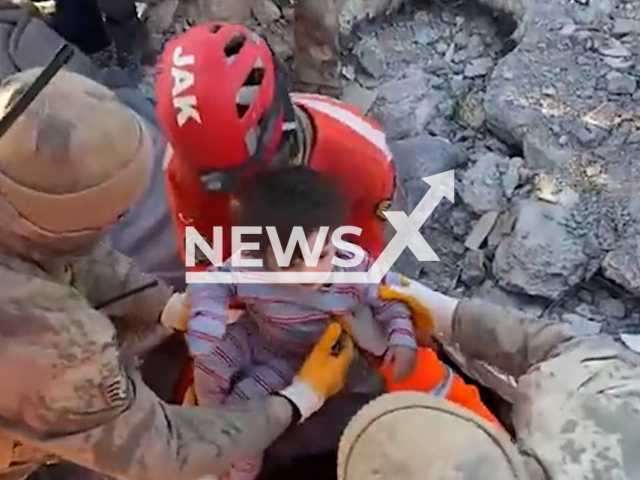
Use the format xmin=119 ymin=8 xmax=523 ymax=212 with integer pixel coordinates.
xmin=187 ymin=166 xmax=498 ymax=480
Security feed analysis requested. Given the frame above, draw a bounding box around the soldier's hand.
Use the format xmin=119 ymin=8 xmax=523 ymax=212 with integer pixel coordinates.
xmin=160 ymin=292 xmax=190 ymax=331
xmin=379 ymin=274 xmax=459 ymax=340
xmin=279 ymin=322 xmax=354 ymax=422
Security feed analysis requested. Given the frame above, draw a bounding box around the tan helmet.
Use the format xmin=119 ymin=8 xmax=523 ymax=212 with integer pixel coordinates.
xmin=0 ymin=67 xmax=152 ymax=259
xmin=338 ymin=392 xmax=529 ymax=480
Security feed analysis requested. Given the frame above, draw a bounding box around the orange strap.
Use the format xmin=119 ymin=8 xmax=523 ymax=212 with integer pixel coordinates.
xmin=379 ymin=347 xmax=500 ymax=426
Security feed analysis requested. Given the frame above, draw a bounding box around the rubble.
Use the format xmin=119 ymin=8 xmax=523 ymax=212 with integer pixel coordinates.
xmin=464 ymin=211 xmax=498 ymax=251
xmin=461 ymin=250 xmax=486 ymax=287
xmin=493 ymin=197 xmax=590 ymax=300
xmin=460 ymin=152 xmax=509 ymax=214
xmin=134 ymin=0 xmax=640 ymax=332
xmin=602 ymin=235 xmax=640 ymax=297
xmin=562 ymin=313 xmax=602 ymax=335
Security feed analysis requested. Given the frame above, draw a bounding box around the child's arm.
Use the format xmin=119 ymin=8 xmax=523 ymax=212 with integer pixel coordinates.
xmin=187 ymin=262 xmax=237 ymax=356
xmin=355 ymin=252 xmax=417 ymax=350
xmin=368 ymin=285 xmax=418 ymax=350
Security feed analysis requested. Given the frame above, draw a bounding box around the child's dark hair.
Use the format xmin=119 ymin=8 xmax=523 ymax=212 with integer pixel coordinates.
xmin=235 ymin=166 xmax=348 ymax=262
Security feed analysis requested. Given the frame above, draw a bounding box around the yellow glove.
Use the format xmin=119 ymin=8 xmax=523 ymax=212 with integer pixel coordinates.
xmin=379 ymin=275 xmax=435 ymax=346
xmin=160 ymin=292 xmax=190 ymax=332
xmin=279 ymin=321 xmax=354 ymax=421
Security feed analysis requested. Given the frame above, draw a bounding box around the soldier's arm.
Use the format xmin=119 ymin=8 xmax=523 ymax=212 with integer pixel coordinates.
xmin=450 ymin=298 xmax=577 ymax=377
xmin=453 ymin=301 xmax=640 ymax=479
xmin=74 ymin=242 xmax=174 ymax=355
xmin=14 ymin=286 xmax=294 ymax=480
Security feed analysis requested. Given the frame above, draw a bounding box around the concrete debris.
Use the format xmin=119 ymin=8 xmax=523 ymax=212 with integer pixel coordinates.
xmin=464 ymin=211 xmax=499 ymax=251
xmin=493 ymin=198 xmax=590 ymax=300
xmin=389 ymin=134 xmax=467 ymax=211
xmin=501 ymin=157 xmax=523 ymax=199
xmin=463 ymin=57 xmax=494 ymax=78
xmin=606 ymin=71 xmax=637 ymax=95
xmin=460 ymin=152 xmax=509 ymax=214
xmin=562 ymin=313 xmax=602 ymax=335
xmin=597 ymin=38 xmax=631 ymax=58
xmin=354 ymin=38 xmax=386 ymax=78
xmin=596 ymin=297 xmax=626 ymax=319
xmin=461 ymin=250 xmax=486 ymax=287
xmin=371 ymin=73 xmax=445 ymax=139
xmin=341 ymin=84 xmax=378 ymax=115
xmin=612 ymin=18 xmax=640 ymax=36
xmin=602 ymin=236 xmax=640 ymax=297
xmin=487 ymin=210 xmax=516 ymax=249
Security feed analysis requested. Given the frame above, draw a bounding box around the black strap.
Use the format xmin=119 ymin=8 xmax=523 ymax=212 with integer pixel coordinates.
xmin=0 ymin=43 xmax=74 ymax=139
xmin=94 ymin=280 xmax=160 ymax=310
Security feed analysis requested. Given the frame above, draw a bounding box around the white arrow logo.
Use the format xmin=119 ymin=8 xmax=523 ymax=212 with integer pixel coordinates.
xmin=186 ymin=170 xmax=455 ymax=284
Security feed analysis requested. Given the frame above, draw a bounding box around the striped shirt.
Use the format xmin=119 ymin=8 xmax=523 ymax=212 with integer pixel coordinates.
xmin=187 ymin=250 xmax=417 ymax=358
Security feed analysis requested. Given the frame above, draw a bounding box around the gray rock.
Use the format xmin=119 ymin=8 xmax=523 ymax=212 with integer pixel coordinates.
xmin=466 ymin=35 xmax=485 ymax=59
xmin=389 ymin=134 xmax=468 ymax=211
xmin=465 ymin=211 xmax=499 ymax=251
xmin=453 ymin=30 xmax=470 ymax=47
xmin=502 ymin=157 xmax=524 ymax=198
xmin=613 ymin=18 xmax=640 ymax=36
xmin=464 ymin=57 xmax=494 ymax=78
xmin=341 ymin=84 xmax=378 ymax=115
xmin=603 ymin=56 xmax=634 ymax=70
xmin=461 ymin=250 xmax=486 ymax=287
xmin=562 ymin=313 xmax=602 ymax=335
xmin=577 ymin=289 xmax=593 ymax=304
xmin=597 ymin=297 xmax=626 ymax=319
xmin=354 ymin=38 xmax=386 ymax=78
xmin=602 ymin=236 xmax=640 ymax=297
xmin=460 ymin=152 xmax=509 ymax=214
xmin=370 ymin=73 xmax=444 ymax=139
xmin=606 ymin=71 xmax=637 ymax=95
xmin=493 ymin=197 xmax=589 ymax=299
xmin=597 ymin=38 xmax=631 ymax=58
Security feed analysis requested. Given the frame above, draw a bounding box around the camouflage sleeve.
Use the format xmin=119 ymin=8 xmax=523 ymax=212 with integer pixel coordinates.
xmin=453 ymin=298 xmax=640 ymax=479
xmin=74 ymin=243 xmax=174 ymax=354
xmin=451 ymin=298 xmax=576 ymax=377
xmin=8 ymin=283 xmax=294 ymax=480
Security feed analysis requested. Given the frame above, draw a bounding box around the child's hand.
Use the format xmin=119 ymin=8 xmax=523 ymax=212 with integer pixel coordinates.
xmin=383 ymin=345 xmax=417 ymax=382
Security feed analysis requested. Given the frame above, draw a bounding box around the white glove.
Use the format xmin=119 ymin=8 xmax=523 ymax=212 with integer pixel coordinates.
xmin=160 ymin=292 xmax=189 ymax=331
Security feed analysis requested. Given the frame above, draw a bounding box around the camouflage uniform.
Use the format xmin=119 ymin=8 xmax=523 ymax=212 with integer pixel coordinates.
xmin=294 ymin=0 xmax=348 ymax=97
xmin=0 ymin=68 xmax=301 ymax=480
xmin=340 ymin=297 xmax=640 ymax=479
xmin=0 ymin=242 xmax=297 ymax=480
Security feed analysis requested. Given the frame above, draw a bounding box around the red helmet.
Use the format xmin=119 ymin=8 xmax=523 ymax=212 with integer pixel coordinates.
xmin=156 ymin=22 xmax=288 ymax=190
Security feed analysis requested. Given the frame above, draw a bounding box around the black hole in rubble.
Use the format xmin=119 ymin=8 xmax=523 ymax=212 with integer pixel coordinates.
xmin=224 ymin=33 xmax=247 ymax=58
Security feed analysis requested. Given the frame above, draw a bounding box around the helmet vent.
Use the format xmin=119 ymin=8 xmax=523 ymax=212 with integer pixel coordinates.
xmin=224 ymin=34 xmax=247 ymax=59
xmin=210 ymin=24 xmax=222 ymax=34
xmin=236 ymin=63 xmax=265 ymax=118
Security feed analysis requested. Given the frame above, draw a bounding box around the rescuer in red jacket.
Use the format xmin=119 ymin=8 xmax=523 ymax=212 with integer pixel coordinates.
xmin=155 ymin=22 xmax=398 ymax=271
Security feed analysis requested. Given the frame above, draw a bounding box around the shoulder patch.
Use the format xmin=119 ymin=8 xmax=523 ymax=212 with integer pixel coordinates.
xmin=375 ymin=199 xmax=393 ymax=221
xmin=103 ymin=365 xmax=131 ymax=406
